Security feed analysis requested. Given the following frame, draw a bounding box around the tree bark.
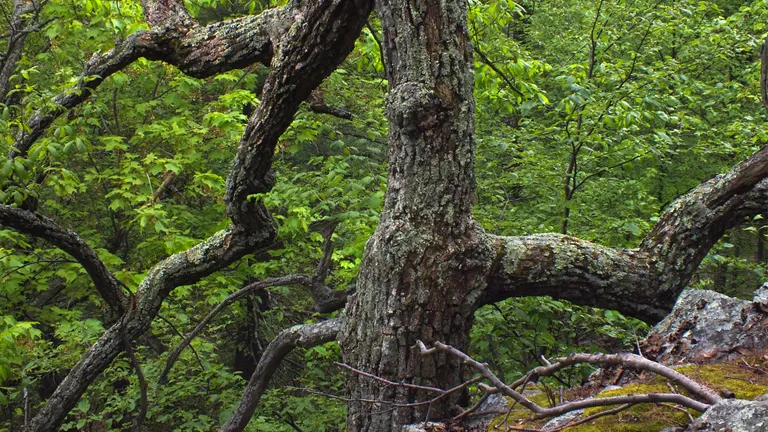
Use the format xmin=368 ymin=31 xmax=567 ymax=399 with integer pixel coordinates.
xmin=340 ymin=0 xmax=494 ymax=429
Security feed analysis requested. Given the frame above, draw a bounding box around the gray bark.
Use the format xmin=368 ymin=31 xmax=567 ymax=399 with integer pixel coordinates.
xmin=340 ymin=0 xmax=495 ymax=429
xmin=485 ymin=146 xmax=768 ymax=323
xmin=0 ymin=1 xmax=36 ymax=103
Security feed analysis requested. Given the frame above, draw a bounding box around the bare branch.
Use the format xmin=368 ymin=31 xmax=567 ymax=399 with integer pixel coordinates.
xmin=421 ymin=341 xmax=714 ymax=420
xmin=523 ymin=353 xmax=721 ymax=405
xmin=220 ymin=319 xmax=341 ymax=432
xmin=157 ymin=274 xmax=313 ymax=385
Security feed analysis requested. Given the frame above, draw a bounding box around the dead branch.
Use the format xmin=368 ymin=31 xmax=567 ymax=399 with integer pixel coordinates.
xmin=523 ymin=353 xmax=721 ymax=405
xmin=420 ymin=341 xmax=715 ymax=422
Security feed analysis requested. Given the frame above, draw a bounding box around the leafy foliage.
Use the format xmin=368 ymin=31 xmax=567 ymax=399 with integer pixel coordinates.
xmin=1 ymin=0 xmax=768 ymax=430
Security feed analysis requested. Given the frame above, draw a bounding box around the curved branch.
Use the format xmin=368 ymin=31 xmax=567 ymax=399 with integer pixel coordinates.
xmin=483 ymin=233 xmax=660 ymax=321
xmin=224 ymin=0 xmax=373 ymax=229
xmin=10 ymin=6 xmax=292 ymax=158
xmin=422 ymin=342 xmax=713 ymax=419
xmin=160 ymin=234 xmax=349 ymax=384
xmin=23 ymin=226 xmax=269 ymax=432
xmin=484 ymin=145 xmax=768 ymax=323
xmin=0 ymin=205 xmax=127 ymax=313
xmin=523 ymin=353 xmax=721 ymax=405
xmin=158 ymin=274 xmax=313 ymax=385
xmin=220 ymin=319 xmax=340 ymax=432
xmin=22 ymin=1 xmax=373 ymax=430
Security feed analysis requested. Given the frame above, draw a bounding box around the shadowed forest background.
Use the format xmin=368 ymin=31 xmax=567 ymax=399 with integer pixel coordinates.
xmin=2 ymin=0 xmax=768 ymax=430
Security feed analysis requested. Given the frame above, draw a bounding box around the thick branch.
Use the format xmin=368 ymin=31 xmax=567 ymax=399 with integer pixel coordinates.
xmin=10 ymin=7 xmax=291 ymax=158
xmin=0 ymin=205 xmax=127 ymax=313
xmin=483 ymin=233 xmax=661 ymax=322
xmin=484 ymin=145 xmax=768 ymax=323
xmin=0 ymin=1 xmax=38 ymax=102
xmin=224 ymin=0 xmax=373 ymax=229
xmin=23 ymin=226 xmax=272 ymax=432
xmin=22 ymin=2 xmax=373 ymax=429
xmin=140 ymin=0 xmax=195 ymax=29
xmin=220 ymin=319 xmax=340 ymax=432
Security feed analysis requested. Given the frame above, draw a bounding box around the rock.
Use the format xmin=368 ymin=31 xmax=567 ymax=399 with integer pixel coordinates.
xmin=686 ymin=399 xmax=768 ymax=431
xmin=755 ymin=283 xmax=768 ymax=314
xmin=400 ymin=422 xmax=446 ymax=432
xmin=641 ymin=287 xmax=768 ymax=364
xmin=541 ymin=408 xmax=584 ymax=430
xmin=461 ymin=393 xmax=509 ymax=429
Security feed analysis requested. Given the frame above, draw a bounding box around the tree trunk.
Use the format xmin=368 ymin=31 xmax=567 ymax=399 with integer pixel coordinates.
xmin=340 ymin=1 xmax=493 ymax=429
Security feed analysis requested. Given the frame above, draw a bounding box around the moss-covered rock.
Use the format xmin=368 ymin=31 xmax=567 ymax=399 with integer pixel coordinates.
xmin=484 ymin=358 xmax=768 ymax=431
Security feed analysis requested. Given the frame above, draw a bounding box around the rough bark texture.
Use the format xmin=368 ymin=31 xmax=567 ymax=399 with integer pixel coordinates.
xmin=484 ymin=149 xmax=768 ymax=324
xmin=10 ymin=4 xmax=291 ymax=158
xmin=6 ymin=0 xmax=768 ymax=430
xmin=340 ymin=0 xmax=494 ymax=429
xmin=0 ymin=1 xmax=37 ymax=103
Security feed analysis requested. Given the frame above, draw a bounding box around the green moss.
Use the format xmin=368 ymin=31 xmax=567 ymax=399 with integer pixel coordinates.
xmin=485 ymin=359 xmax=768 ymax=431
xmin=676 ymin=363 xmax=768 ymax=400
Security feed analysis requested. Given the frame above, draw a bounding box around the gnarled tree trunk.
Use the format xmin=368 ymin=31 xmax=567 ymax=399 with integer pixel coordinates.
xmin=340 ymin=0 xmax=494 ymax=429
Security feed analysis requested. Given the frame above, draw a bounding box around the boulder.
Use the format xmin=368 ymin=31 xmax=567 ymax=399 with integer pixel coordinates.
xmin=641 ymin=285 xmax=768 ymax=364
xmin=686 ymin=399 xmax=768 ymax=431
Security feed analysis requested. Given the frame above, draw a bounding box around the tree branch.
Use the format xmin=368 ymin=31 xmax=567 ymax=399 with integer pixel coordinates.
xmin=21 ymin=2 xmax=373 ymax=429
xmin=421 ymin=341 xmax=714 ymax=420
xmin=472 ymin=44 xmax=524 ymax=97
xmin=220 ymin=319 xmax=340 ymax=432
xmin=484 ymin=145 xmax=768 ymax=323
xmin=10 ymin=5 xmax=292 ymax=158
xmin=157 ymin=274 xmax=313 ymax=385
xmin=0 ymin=205 xmax=127 ymax=313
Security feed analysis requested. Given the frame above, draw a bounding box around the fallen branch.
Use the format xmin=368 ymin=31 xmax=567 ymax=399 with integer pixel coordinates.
xmin=419 ymin=341 xmax=716 ymax=422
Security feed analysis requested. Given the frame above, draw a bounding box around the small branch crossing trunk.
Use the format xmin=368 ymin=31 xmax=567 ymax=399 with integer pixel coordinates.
xmin=340 ymin=1 xmax=493 ymax=430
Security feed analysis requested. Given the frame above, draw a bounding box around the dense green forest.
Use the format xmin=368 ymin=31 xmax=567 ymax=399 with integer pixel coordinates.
xmin=1 ymin=0 xmax=768 ymax=430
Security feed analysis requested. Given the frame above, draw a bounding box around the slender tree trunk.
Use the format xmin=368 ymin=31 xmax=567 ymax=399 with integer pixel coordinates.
xmin=340 ymin=1 xmax=493 ymax=429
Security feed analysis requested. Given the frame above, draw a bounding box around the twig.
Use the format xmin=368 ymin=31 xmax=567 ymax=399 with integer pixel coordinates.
xmin=660 ymin=402 xmax=695 ymax=423
xmin=420 ymin=342 xmax=716 ymax=419
xmin=157 ymin=274 xmax=312 ymax=384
